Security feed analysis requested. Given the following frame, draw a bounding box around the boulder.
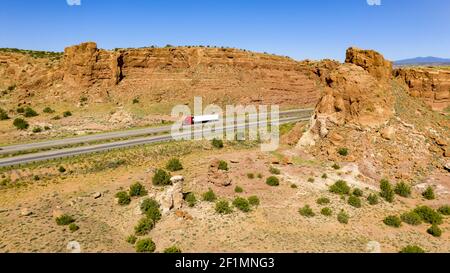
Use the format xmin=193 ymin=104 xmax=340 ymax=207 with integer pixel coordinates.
xmin=380 ymin=126 xmax=396 ymax=140
xmin=20 ymin=208 xmax=32 ymax=216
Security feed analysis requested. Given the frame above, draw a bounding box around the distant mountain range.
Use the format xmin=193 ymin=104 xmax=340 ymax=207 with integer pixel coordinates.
xmin=394 ymin=56 xmax=450 ymax=66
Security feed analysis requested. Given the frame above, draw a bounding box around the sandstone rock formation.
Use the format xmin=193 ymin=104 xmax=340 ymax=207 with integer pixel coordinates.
xmin=345 ymin=47 xmax=393 ymax=81
xmin=208 ymin=159 xmax=232 ymax=187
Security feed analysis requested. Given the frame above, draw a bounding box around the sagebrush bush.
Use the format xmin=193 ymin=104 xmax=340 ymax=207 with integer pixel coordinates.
xmin=269 ymin=166 xmax=281 ymax=175
xmin=202 ymin=189 xmax=217 ymax=202
xmin=307 ymin=177 xmax=315 ymax=183
xmin=352 ymin=188 xmax=363 ymax=197
xmin=152 ymin=169 xmax=172 ymax=186
xmin=234 ymin=186 xmax=244 ymax=193
xmin=43 ymin=107 xmax=55 ymax=114
xmin=164 ymin=246 xmax=182 ymax=253
xmin=367 ymin=194 xmax=379 ymax=205
xmin=185 ymin=193 xmax=197 ymax=207
xmin=348 ymin=196 xmax=362 ymax=208
xmin=338 ymin=148 xmax=349 ymax=156
xmin=13 ymin=118 xmax=29 ymax=130
xmin=299 ymin=205 xmax=315 ymax=217
xmin=16 ymin=107 xmax=25 ymax=114
xmin=266 ymin=176 xmax=280 ymax=187
xmin=32 ymin=127 xmax=42 ymax=133
xmin=321 ymin=207 xmax=332 ymax=216
xmin=427 ymin=225 xmax=442 ymax=237
xmin=337 ymin=210 xmax=349 ymax=224
xmin=395 ymin=182 xmax=412 ymax=198
xmin=211 ymin=138 xmax=224 ymax=149
xmin=69 ymin=223 xmax=79 ymax=232
xmin=413 ymin=206 xmax=443 ymax=225
xmin=248 ymin=196 xmax=260 ymax=206
xmin=233 ymin=197 xmax=251 ymax=212
xmin=0 ymin=108 xmax=9 ymax=120
xmin=291 ymin=184 xmax=298 ymax=189
xmin=215 ymin=200 xmax=232 ymax=214
xmin=129 ymin=182 xmax=148 ymax=197
xmin=135 ymin=238 xmax=156 ymax=253
xmin=24 ymin=107 xmax=38 ymax=117
xmin=422 ymin=186 xmax=435 ymax=200
xmin=126 ymin=235 xmax=137 ymax=245
xmin=115 ymin=191 xmax=131 ymax=206
xmin=401 ymin=211 xmax=422 ymax=226
xmin=218 ymin=160 xmax=229 ymax=171
xmin=316 ymin=197 xmax=330 ymax=205
xmin=321 ymin=173 xmax=328 ymax=179
xmin=166 ymin=158 xmax=183 ymax=171
xmin=329 ymin=180 xmax=350 ymax=195
xmin=58 ymin=166 xmax=66 ymax=173
xmin=140 ymin=198 xmax=161 ymax=222
xmin=332 ymin=163 xmax=341 ymax=170
xmin=63 ymin=111 xmax=72 ymax=117
xmin=55 ymin=214 xmax=75 ymax=226
xmin=383 ymin=216 xmax=402 ymax=228
xmin=247 ymin=173 xmax=255 ymax=179
xmin=400 ymin=245 xmax=425 ymax=253
xmin=438 ymin=205 xmax=450 ymax=216
xmin=380 ymin=179 xmax=394 ymax=203
xmin=134 ymin=217 xmax=155 ymax=236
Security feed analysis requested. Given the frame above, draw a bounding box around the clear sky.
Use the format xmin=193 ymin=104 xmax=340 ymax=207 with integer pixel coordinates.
xmin=0 ymin=0 xmax=449 ymax=61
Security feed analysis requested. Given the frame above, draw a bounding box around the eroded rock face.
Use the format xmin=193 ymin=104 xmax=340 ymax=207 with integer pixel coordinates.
xmin=207 ymin=159 xmax=232 ymax=187
xmin=345 ymin=47 xmax=393 ymax=82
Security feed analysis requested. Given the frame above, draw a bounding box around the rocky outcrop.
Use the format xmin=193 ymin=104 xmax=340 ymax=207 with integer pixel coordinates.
xmin=394 ymin=68 xmax=450 ymax=110
xmin=207 ymin=159 xmax=232 ymax=187
xmin=345 ymin=47 xmax=393 ymax=81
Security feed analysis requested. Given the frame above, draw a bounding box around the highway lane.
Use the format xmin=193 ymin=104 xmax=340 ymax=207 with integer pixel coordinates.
xmin=0 ymin=108 xmax=313 ymax=155
xmin=0 ymin=116 xmax=310 ymax=167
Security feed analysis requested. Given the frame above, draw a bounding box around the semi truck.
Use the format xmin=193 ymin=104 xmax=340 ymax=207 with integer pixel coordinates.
xmin=183 ymin=114 xmax=220 ymax=125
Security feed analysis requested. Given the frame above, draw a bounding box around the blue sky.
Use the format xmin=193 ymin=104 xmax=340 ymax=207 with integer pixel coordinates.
xmin=0 ymin=0 xmax=449 ymax=61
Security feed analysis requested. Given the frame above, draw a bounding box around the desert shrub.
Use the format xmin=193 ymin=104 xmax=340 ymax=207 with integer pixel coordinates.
xmin=337 ymin=210 xmax=349 ymax=224
xmin=380 ymin=179 xmax=394 ymax=203
xmin=32 ymin=127 xmax=42 ymax=133
xmin=321 ymin=207 xmax=333 ymax=216
xmin=247 ymin=173 xmax=255 ymax=179
xmin=164 ymin=246 xmax=182 ymax=253
xmin=395 ymin=182 xmax=411 ymax=198
xmin=348 ymin=196 xmax=362 ymax=208
xmin=422 ymin=186 xmax=435 ymax=200
xmin=63 ymin=111 xmax=72 ymax=117
xmin=132 ymin=98 xmax=140 ymax=104
xmin=152 ymin=169 xmax=171 ymax=186
xmin=135 ymin=238 xmax=156 ymax=253
xmin=329 ymin=180 xmax=350 ymax=195
xmin=383 ymin=216 xmax=402 ymax=228
xmin=269 ymin=166 xmax=281 ymax=175
xmin=33 ymin=175 xmax=40 ymax=181
xmin=438 ymin=205 xmax=450 ymax=216
xmin=55 ymin=214 xmax=75 ymax=226
xmin=215 ymin=200 xmax=232 ymax=214
xmin=16 ymin=107 xmax=25 ymax=113
xmin=218 ymin=160 xmax=229 ymax=171
xmin=233 ymin=197 xmax=251 ymax=212
xmin=322 ymin=173 xmax=328 ymax=179
xmin=266 ymin=176 xmax=280 ymax=187
xmin=115 ymin=191 xmax=131 ymax=206
xmin=299 ymin=205 xmax=315 ymax=217
xmin=58 ymin=166 xmax=66 ymax=173
xmin=0 ymin=108 xmax=9 ymax=120
xmin=307 ymin=177 xmax=315 ymax=183
xmin=248 ymin=196 xmax=260 ymax=206
xmin=400 ymin=245 xmax=425 ymax=253
xmin=129 ymin=182 xmax=148 ymax=197
xmin=427 ymin=225 xmax=442 ymax=237
xmin=134 ymin=217 xmax=155 ymax=236
xmin=166 ymin=158 xmax=183 ymax=171
xmin=211 ymin=138 xmax=224 ymax=149
xmin=126 ymin=235 xmax=137 ymax=245
xmin=140 ymin=198 xmax=161 ymax=222
xmin=332 ymin=163 xmax=341 ymax=170
xmin=234 ymin=186 xmax=244 ymax=193
xmin=44 ymin=126 xmax=51 ymax=130
xmin=43 ymin=107 xmax=55 ymax=114
xmin=185 ymin=193 xmax=197 ymax=207
xmin=338 ymin=148 xmax=349 ymax=156
xmin=257 ymin=173 xmax=263 ymax=179
xmin=52 ymin=115 xmax=61 ymax=120
xmin=413 ymin=206 xmax=443 ymax=225
xmin=401 ymin=212 xmax=422 ymax=226
xmin=367 ymin=193 xmax=379 ymax=205
xmin=69 ymin=223 xmax=79 ymax=232
xmin=13 ymin=118 xmax=29 ymax=130
xmin=316 ymin=197 xmax=330 ymax=205
xmin=352 ymin=188 xmax=363 ymax=197
xmin=202 ymin=189 xmax=217 ymax=202
xmin=290 ymin=184 xmax=298 ymax=189
xmin=24 ymin=107 xmax=38 ymax=117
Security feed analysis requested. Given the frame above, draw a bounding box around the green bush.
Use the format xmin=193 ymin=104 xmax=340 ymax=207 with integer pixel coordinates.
xmin=234 ymin=186 xmax=244 ymax=193
xmin=132 ymin=98 xmax=140 ymax=104
xmin=152 ymin=169 xmax=172 ymax=186
xmin=233 ymin=197 xmax=251 ymax=212
xmin=164 ymin=246 xmax=182 ymax=253
xmin=400 ymin=245 xmax=425 ymax=253
xmin=332 ymin=163 xmax=341 ymax=170
xmin=63 ymin=111 xmax=72 ymax=117
xmin=329 ymin=180 xmax=350 ymax=195
xmin=422 ymin=186 xmax=435 ymax=200
xmin=337 ymin=210 xmax=349 ymax=224
xmin=129 ymin=182 xmax=148 ymax=197
xmin=202 ymin=189 xmax=217 ymax=202
xmin=367 ymin=194 xmax=379 ymax=205
xmin=338 ymin=148 xmax=349 ymax=156
xmin=269 ymin=166 xmax=281 ymax=175
xmin=185 ymin=193 xmax=197 ymax=207
xmin=135 ymin=238 xmax=156 ymax=253
xmin=16 ymin=107 xmax=25 ymax=114
xmin=0 ymin=108 xmax=9 ymax=120
xmin=299 ymin=205 xmax=315 ymax=217
xmin=126 ymin=235 xmax=137 ymax=245
xmin=215 ymin=200 xmax=232 ymax=214
xmin=321 ymin=173 xmax=328 ymax=179
xmin=69 ymin=223 xmax=79 ymax=232
xmin=352 ymin=188 xmax=363 ymax=197
xmin=321 ymin=207 xmax=333 ymax=216
xmin=248 ymin=196 xmax=260 ymax=206
xmin=115 ymin=191 xmax=131 ymax=206
xmin=413 ymin=206 xmax=443 ymax=225
xmin=348 ymin=196 xmax=362 ymax=208
xmin=218 ymin=160 xmax=228 ymax=171
xmin=427 ymin=225 xmax=442 ymax=237
xmin=166 ymin=158 xmax=183 ymax=171
xmin=380 ymin=179 xmax=394 ymax=203
xmin=43 ymin=107 xmax=55 ymax=114
xmin=52 ymin=115 xmax=61 ymax=120
xmin=307 ymin=177 xmax=315 ymax=183
xmin=438 ymin=205 xmax=450 ymax=216
xmin=395 ymin=182 xmax=411 ymax=198
xmin=24 ymin=107 xmax=38 ymax=117
xmin=140 ymin=198 xmax=161 ymax=222
xmin=400 ymin=212 xmax=422 ymax=226
xmin=55 ymin=214 xmax=75 ymax=226
xmin=383 ymin=216 xmax=402 ymax=228
xmin=316 ymin=197 xmax=330 ymax=205
xmin=290 ymin=184 xmax=298 ymax=189
xmin=58 ymin=166 xmax=66 ymax=173
xmin=266 ymin=176 xmax=280 ymax=187
xmin=247 ymin=173 xmax=255 ymax=179
xmin=257 ymin=174 xmax=263 ymax=179
xmin=134 ymin=217 xmax=155 ymax=236
xmin=211 ymin=138 xmax=224 ymax=149
xmin=32 ymin=127 xmax=42 ymax=133
xmin=13 ymin=118 xmax=29 ymax=130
